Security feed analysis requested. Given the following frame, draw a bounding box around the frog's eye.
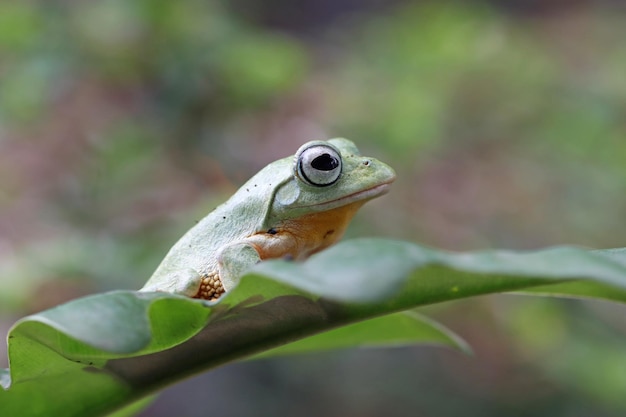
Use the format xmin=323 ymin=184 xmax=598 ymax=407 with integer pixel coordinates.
xmin=295 ymin=143 xmax=342 ymax=187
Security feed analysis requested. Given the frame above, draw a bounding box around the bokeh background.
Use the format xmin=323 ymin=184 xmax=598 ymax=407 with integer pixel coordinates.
xmin=2 ymin=0 xmax=626 ymax=416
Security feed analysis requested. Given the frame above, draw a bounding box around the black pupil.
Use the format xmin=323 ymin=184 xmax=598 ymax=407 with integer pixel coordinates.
xmin=311 ymin=153 xmax=339 ymax=171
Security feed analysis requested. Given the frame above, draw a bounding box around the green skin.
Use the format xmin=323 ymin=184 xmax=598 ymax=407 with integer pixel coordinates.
xmin=140 ymin=138 xmax=396 ymax=297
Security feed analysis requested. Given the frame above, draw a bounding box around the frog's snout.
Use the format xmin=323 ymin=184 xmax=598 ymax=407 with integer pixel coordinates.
xmin=361 ymin=157 xmax=396 ymax=185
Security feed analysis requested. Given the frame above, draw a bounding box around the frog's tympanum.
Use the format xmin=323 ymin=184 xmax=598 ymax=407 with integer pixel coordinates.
xmin=141 ymin=138 xmax=396 ymax=300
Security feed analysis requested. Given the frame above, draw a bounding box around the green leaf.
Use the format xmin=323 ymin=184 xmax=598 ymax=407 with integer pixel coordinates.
xmin=104 ymin=395 xmax=157 ymax=417
xmin=255 ymin=311 xmax=472 ymax=359
xmin=2 ymin=238 xmax=626 ymax=417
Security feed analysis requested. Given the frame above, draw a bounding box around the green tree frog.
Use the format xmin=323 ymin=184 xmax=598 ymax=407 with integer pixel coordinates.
xmin=140 ymin=138 xmax=395 ymax=300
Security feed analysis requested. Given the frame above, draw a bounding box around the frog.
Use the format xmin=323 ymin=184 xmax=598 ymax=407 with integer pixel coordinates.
xmin=140 ymin=138 xmax=396 ymax=301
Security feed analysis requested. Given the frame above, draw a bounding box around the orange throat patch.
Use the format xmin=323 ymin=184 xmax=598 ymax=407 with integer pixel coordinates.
xmin=255 ymin=200 xmax=367 ymax=261
xmin=193 ymin=200 xmax=366 ymax=301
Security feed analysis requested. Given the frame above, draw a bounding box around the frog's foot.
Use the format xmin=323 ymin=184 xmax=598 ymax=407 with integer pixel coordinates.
xmin=194 ymin=271 xmax=226 ymax=301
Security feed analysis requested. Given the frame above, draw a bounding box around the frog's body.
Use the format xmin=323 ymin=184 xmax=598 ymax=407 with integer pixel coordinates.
xmin=140 ymin=138 xmax=395 ymax=300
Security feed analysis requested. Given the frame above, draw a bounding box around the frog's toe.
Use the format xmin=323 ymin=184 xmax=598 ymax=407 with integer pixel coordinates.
xmin=194 ymin=271 xmax=226 ymax=301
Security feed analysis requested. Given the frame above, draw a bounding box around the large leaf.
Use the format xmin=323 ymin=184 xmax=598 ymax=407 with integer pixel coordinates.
xmin=2 ymin=238 xmax=626 ymax=417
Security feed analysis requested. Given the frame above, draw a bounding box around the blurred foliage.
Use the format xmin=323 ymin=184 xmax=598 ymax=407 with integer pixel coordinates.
xmin=1 ymin=0 xmax=626 ymax=416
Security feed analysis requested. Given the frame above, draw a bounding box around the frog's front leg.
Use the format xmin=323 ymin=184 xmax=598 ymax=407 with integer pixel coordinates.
xmin=216 ymin=242 xmax=262 ymax=292
xmin=193 ymin=242 xmax=261 ymax=300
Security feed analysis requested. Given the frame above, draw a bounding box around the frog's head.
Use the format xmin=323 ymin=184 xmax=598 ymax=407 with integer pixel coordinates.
xmin=269 ymin=138 xmax=396 ymax=221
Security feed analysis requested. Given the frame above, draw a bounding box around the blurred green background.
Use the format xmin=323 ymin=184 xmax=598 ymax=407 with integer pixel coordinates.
xmin=2 ymin=0 xmax=626 ymax=416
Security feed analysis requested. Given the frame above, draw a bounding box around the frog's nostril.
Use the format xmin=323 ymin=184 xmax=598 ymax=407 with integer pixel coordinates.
xmin=363 ymin=159 xmax=371 ymax=166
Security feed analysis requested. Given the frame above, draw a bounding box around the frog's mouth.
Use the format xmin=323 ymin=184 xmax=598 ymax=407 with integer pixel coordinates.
xmin=299 ymin=180 xmax=394 ymax=210
xmin=342 ymin=181 xmax=393 ymax=203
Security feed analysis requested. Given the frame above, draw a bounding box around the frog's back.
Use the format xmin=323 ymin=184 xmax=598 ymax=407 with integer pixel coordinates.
xmin=142 ymin=157 xmax=292 ymax=291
